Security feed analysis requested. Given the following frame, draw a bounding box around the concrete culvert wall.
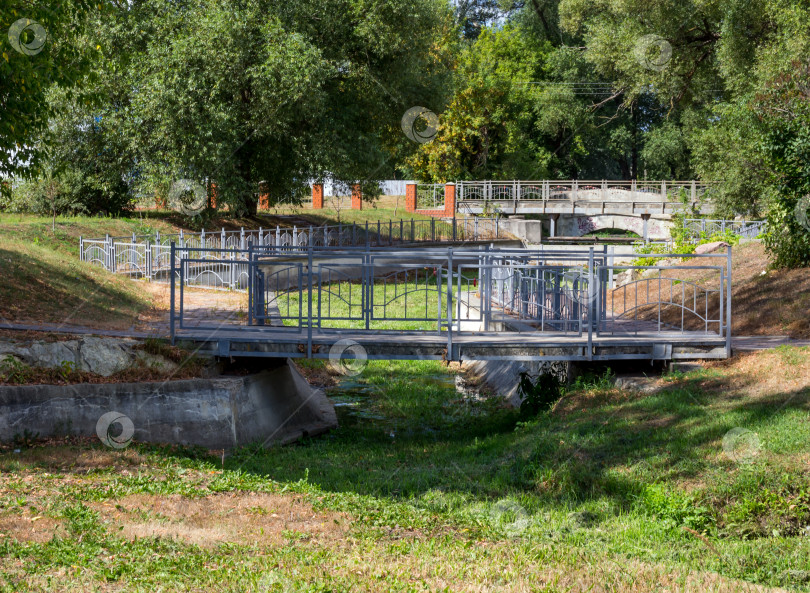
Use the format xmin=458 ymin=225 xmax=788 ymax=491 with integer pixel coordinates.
xmin=0 ymin=360 xmax=337 ymax=449
xmin=464 ymin=359 xmax=571 ymax=407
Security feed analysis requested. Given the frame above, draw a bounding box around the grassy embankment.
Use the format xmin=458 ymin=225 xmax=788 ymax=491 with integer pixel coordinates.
xmin=0 ymin=347 xmax=809 ymax=592
xmin=620 ymin=242 xmax=810 ymax=338
xmin=0 ymin=214 xmax=175 ymax=330
xmin=0 ymin=204 xmax=440 ymax=331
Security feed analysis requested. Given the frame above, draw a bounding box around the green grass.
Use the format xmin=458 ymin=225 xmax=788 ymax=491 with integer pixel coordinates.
xmin=0 ymin=215 xmax=166 ymax=327
xmin=1 ymin=348 xmax=808 ymax=591
xmin=272 ymin=271 xmax=478 ymax=331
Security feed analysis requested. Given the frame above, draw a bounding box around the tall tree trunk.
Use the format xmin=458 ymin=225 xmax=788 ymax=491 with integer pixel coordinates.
xmin=239 ymin=83 xmax=258 ymax=215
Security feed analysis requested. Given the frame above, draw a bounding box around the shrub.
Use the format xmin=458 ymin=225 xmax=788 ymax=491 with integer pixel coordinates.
xmin=516 ymin=371 xmax=562 ymax=418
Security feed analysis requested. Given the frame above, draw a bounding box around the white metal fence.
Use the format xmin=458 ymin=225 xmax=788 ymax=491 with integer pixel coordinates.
xmin=682 ymin=219 xmax=766 ymax=240
xmin=80 ymin=218 xmax=507 ymax=290
xmin=456 ymin=180 xmax=713 ymax=202
xmin=322 ymin=180 xmax=413 ymax=196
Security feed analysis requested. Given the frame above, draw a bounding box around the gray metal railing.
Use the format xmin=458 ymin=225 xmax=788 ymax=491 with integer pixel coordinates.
xmin=80 ymin=218 xmax=506 ymax=289
xmin=416 ymin=184 xmax=446 ymax=210
xmin=169 ymin=244 xmax=733 ymax=358
xmin=455 ymin=180 xmax=714 ymax=216
xmin=682 ymin=219 xmax=766 ymax=240
xmin=457 ymin=180 xmax=712 ymax=202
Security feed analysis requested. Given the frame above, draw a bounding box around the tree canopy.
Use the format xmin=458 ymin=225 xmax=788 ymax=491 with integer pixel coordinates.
xmin=0 ymin=1 xmax=98 ymax=183
xmin=2 ymin=0 xmax=810 ymax=265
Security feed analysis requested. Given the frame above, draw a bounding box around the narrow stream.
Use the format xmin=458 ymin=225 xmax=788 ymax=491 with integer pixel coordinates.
xmin=326 ymin=368 xmax=491 ymax=429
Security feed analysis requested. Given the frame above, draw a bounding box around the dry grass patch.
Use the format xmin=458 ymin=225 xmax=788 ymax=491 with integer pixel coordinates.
xmin=91 ymin=492 xmax=351 ymax=548
xmin=0 ymin=510 xmax=63 ymax=543
xmin=0 ymin=442 xmax=148 ymax=474
xmin=702 ymin=348 xmax=810 ymax=400
xmin=553 ymin=387 xmax=644 ymax=416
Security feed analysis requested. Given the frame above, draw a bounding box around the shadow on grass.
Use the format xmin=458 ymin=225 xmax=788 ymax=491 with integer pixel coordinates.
xmin=220 ymin=359 xmax=810 ymax=515
xmin=0 ymin=247 xmax=149 ymax=327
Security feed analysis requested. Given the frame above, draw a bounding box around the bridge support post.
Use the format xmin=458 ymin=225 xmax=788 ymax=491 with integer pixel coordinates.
xmin=641 ymin=213 xmax=651 ymax=244
xmin=549 ymin=214 xmax=559 ymax=238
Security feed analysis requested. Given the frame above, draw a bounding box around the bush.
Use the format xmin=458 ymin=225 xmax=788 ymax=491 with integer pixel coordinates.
xmin=517 ymin=371 xmax=562 ymax=418
xmin=764 ymin=192 xmax=810 ymax=268
xmin=4 ymin=170 xmax=133 ymax=216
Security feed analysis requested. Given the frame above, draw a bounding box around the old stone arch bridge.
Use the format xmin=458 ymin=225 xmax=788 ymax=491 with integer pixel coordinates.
xmin=401 ymin=180 xmax=714 ymax=241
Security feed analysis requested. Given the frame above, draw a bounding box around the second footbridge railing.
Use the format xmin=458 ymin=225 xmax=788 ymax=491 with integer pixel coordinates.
xmin=80 ymin=218 xmax=506 ymax=289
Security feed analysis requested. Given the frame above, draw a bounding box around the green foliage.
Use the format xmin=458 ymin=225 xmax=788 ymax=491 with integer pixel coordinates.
xmin=57 ymin=360 xmax=76 ymax=382
xmin=0 ymin=355 xmax=31 ymax=383
xmin=516 ymin=370 xmax=562 ymax=418
xmin=756 ymin=62 xmax=810 ymax=268
xmin=721 ymin=486 xmax=810 ymax=538
xmin=12 ymin=428 xmax=39 ymax=449
xmin=570 ymin=367 xmax=614 ymax=391
xmin=639 ymin=483 xmax=714 ymax=533
xmin=632 ymin=201 xmax=740 ymax=265
xmin=62 ymin=503 xmax=104 ymax=539
xmin=406 ymin=18 xmax=690 ymax=182
xmin=405 ymin=25 xmax=554 ymax=181
xmin=124 ymin=0 xmax=449 ymax=214
xmin=555 ymin=0 xmax=810 ymax=267
xmin=0 ymin=1 xmax=98 ymax=183
xmin=6 ymin=167 xmax=131 ymax=217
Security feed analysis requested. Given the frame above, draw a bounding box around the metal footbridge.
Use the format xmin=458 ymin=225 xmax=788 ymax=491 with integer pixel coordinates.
xmin=168 ymin=244 xmax=733 ymax=363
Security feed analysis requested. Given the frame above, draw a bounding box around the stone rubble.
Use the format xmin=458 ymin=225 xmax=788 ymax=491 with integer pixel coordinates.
xmin=0 ymin=336 xmax=178 ymax=377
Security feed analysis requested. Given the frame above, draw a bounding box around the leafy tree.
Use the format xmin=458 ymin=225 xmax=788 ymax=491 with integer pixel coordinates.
xmin=455 ymin=0 xmax=505 ymax=38
xmin=756 ymin=61 xmax=810 ymax=268
xmin=405 ymin=25 xmax=553 ymax=181
xmin=406 ymin=13 xmax=693 ymax=182
xmin=0 ymin=1 xmax=98 ymax=186
xmin=43 ymin=87 xmax=136 ymax=216
xmin=125 ymin=0 xmax=450 ymax=215
xmin=549 ymin=0 xmax=810 ymax=265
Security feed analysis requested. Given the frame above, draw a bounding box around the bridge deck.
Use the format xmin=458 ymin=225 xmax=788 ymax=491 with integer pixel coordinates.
xmin=457 ymin=200 xmax=714 ymax=216
xmin=175 ymin=325 xmax=728 ymax=362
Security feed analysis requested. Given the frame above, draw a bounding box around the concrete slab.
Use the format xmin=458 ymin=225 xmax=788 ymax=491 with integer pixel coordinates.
xmin=0 ymin=360 xmax=336 ymax=449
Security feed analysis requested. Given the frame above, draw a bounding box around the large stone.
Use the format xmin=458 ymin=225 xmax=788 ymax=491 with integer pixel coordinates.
xmin=134 ymin=350 xmax=180 ymax=372
xmin=694 ymin=241 xmax=729 ymax=255
xmin=26 ymin=341 xmax=81 ymax=369
xmin=614 ymin=269 xmax=642 ymax=288
xmin=78 ymin=337 xmax=134 ymax=376
xmin=0 ymin=336 xmax=184 ymax=377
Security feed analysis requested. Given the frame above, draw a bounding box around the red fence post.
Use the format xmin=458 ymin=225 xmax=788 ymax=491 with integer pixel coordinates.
xmin=258 ymin=182 xmax=269 ymax=210
xmin=405 ymin=183 xmax=416 ymax=212
xmin=312 ymin=183 xmax=324 ymax=209
xmin=444 ymin=182 xmax=456 ymax=217
xmin=208 ymin=182 xmax=217 ymax=210
xmin=351 ymin=184 xmax=363 ymax=210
